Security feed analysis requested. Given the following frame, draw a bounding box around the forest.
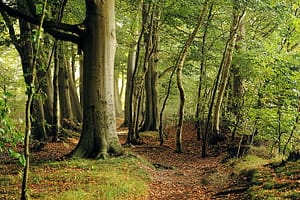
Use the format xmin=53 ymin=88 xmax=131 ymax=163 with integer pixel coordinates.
xmin=0 ymin=0 xmax=299 ymax=199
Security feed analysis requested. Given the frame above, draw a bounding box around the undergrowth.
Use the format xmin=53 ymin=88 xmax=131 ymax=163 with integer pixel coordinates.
xmin=231 ymin=155 xmax=300 ymax=200
xmin=0 ymin=154 xmax=151 ymax=200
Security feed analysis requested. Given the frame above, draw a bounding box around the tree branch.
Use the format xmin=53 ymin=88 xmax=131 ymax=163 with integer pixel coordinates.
xmin=0 ymin=1 xmax=84 ymax=44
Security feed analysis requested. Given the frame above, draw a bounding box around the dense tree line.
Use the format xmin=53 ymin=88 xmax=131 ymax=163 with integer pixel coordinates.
xmin=0 ymin=0 xmax=299 ymax=198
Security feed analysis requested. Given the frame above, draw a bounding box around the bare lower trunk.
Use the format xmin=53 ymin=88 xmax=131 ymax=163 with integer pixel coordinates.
xmin=58 ymin=43 xmax=73 ymax=122
xmin=71 ymin=0 xmax=122 ymax=158
xmin=123 ymin=44 xmax=136 ymax=127
xmin=196 ymin=3 xmax=213 ymax=141
xmin=212 ymin=4 xmax=246 ymax=144
xmin=174 ymin=0 xmax=209 ymax=153
xmin=114 ymin=76 xmax=123 ymax=117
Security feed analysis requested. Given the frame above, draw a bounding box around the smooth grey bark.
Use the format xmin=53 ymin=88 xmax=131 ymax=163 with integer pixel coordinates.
xmin=114 ymin=75 xmax=123 ymax=117
xmin=0 ymin=0 xmax=122 ymax=158
xmin=71 ymin=0 xmax=122 ymax=158
xmin=212 ymin=1 xmax=246 ymax=144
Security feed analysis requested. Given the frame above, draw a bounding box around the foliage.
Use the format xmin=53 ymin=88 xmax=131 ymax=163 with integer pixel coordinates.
xmin=113 ymin=0 xmax=300 ymax=155
xmin=230 ymin=153 xmax=300 ymax=199
xmin=63 ymin=0 xmax=85 ymax=24
xmin=0 ymin=95 xmax=24 ymax=165
xmin=0 ymin=46 xmax=25 ymax=165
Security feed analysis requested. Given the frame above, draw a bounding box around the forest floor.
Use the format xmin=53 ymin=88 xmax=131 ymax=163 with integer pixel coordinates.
xmin=1 ymin=118 xmax=299 ymax=199
xmin=117 ymin=120 xmax=249 ymax=200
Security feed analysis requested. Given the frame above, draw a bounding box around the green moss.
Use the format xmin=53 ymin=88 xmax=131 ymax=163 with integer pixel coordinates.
xmin=262 ymin=181 xmax=275 ymax=189
xmin=0 ymin=154 xmax=151 ymax=200
xmin=286 ymin=192 xmax=300 ymax=200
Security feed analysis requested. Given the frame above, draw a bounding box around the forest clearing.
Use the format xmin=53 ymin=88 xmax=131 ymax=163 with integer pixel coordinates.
xmin=1 ymin=118 xmax=299 ymax=199
xmin=0 ymin=0 xmax=300 ymax=199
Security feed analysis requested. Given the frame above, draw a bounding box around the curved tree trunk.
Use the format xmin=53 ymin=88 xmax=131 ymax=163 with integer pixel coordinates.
xmin=174 ymin=0 xmax=209 ymax=153
xmin=212 ymin=2 xmax=246 ymax=144
xmin=126 ymin=1 xmax=145 ymax=144
xmin=71 ymin=0 xmax=122 ymax=158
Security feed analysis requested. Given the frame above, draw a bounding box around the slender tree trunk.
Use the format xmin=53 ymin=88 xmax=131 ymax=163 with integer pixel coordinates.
xmin=58 ymin=42 xmax=73 ymax=122
xmin=277 ymin=97 xmax=283 ymax=153
xmin=158 ymin=66 xmax=177 ymax=145
xmin=196 ymin=3 xmax=214 ymax=141
xmin=52 ymin=41 xmax=59 ymax=140
xmin=174 ymin=0 xmax=209 ymax=153
xmin=21 ymin=1 xmax=47 ymax=198
xmin=69 ymin=79 xmax=83 ymax=123
xmin=123 ymin=43 xmax=137 ymax=127
xmin=123 ymin=3 xmax=141 ymax=128
xmin=139 ymin=2 xmax=160 ymax=132
xmin=21 ymin=85 xmax=33 ymax=200
xmin=79 ymin=55 xmax=84 ymax=108
xmin=230 ymin=11 xmax=246 ymax=140
xmin=40 ymin=64 xmax=54 ymax=134
xmin=114 ymin=75 xmax=123 ymax=117
xmin=67 ymin=52 xmax=83 ymax=123
xmin=283 ymin=97 xmax=300 ymax=154
xmin=212 ymin=2 xmax=246 ymax=144
xmin=127 ymin=2 xmax=145 ymax=144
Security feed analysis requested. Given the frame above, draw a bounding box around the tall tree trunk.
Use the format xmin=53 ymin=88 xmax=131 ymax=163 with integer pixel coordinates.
xmin=174 ymin=0 xmax=209 ymax=153
xmin=39 ymin=61 xmax=54 ymax=135
xmin=196 ymin=3 xmax=214 ymax=141
xmin=123 ymin=42 xmax=137 ymax=127
xmin=79 ymin=54 xmax=84 ymax=108
xmin=66 ymin=44 xmax=83 ymax=123
xmin=139 ymin=2 xmax=160 ymax=132
xmin=122 ymin=3 xmax=141 ymax=128
xmin=114 ymin=74 xmax=123 ymax=117
xmin=58 ymin=42 xmax=73 ymax=122
xmin=127 ymin=2 xmax=146 ymax=144
xmin=69 ymin=74 xmax=83 ymax=123
xmin=71 ymin=0 xmax=122 ymax=158
xmin=21 ymin=1 xmax=47 ymax=198
xmin=212 ymin=1 xmax=246 ymax=144
xmin=231 ymin=13 xmax=246 ymax=140
xmin=17 ymin=16 xmax=48 ymax=140
xmin=52 ymin=41 xmax=59 ymax=140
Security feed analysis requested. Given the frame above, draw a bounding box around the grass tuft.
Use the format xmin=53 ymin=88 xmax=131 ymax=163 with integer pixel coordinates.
xmin=232 ymin=155 xmax=300 ymax=200
xmin=0 ymin=154 xmax=151 ymax=199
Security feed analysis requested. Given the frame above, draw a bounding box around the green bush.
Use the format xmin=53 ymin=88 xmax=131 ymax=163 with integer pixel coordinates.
xmin=0 ymin=95 xmax=24 ymax=165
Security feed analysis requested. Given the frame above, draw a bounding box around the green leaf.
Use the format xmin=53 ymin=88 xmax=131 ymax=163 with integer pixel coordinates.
xmin=19 ymin=154 xmax=26 ymax=167
xmin=0 ymin=127 xmax=4 ymax=135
